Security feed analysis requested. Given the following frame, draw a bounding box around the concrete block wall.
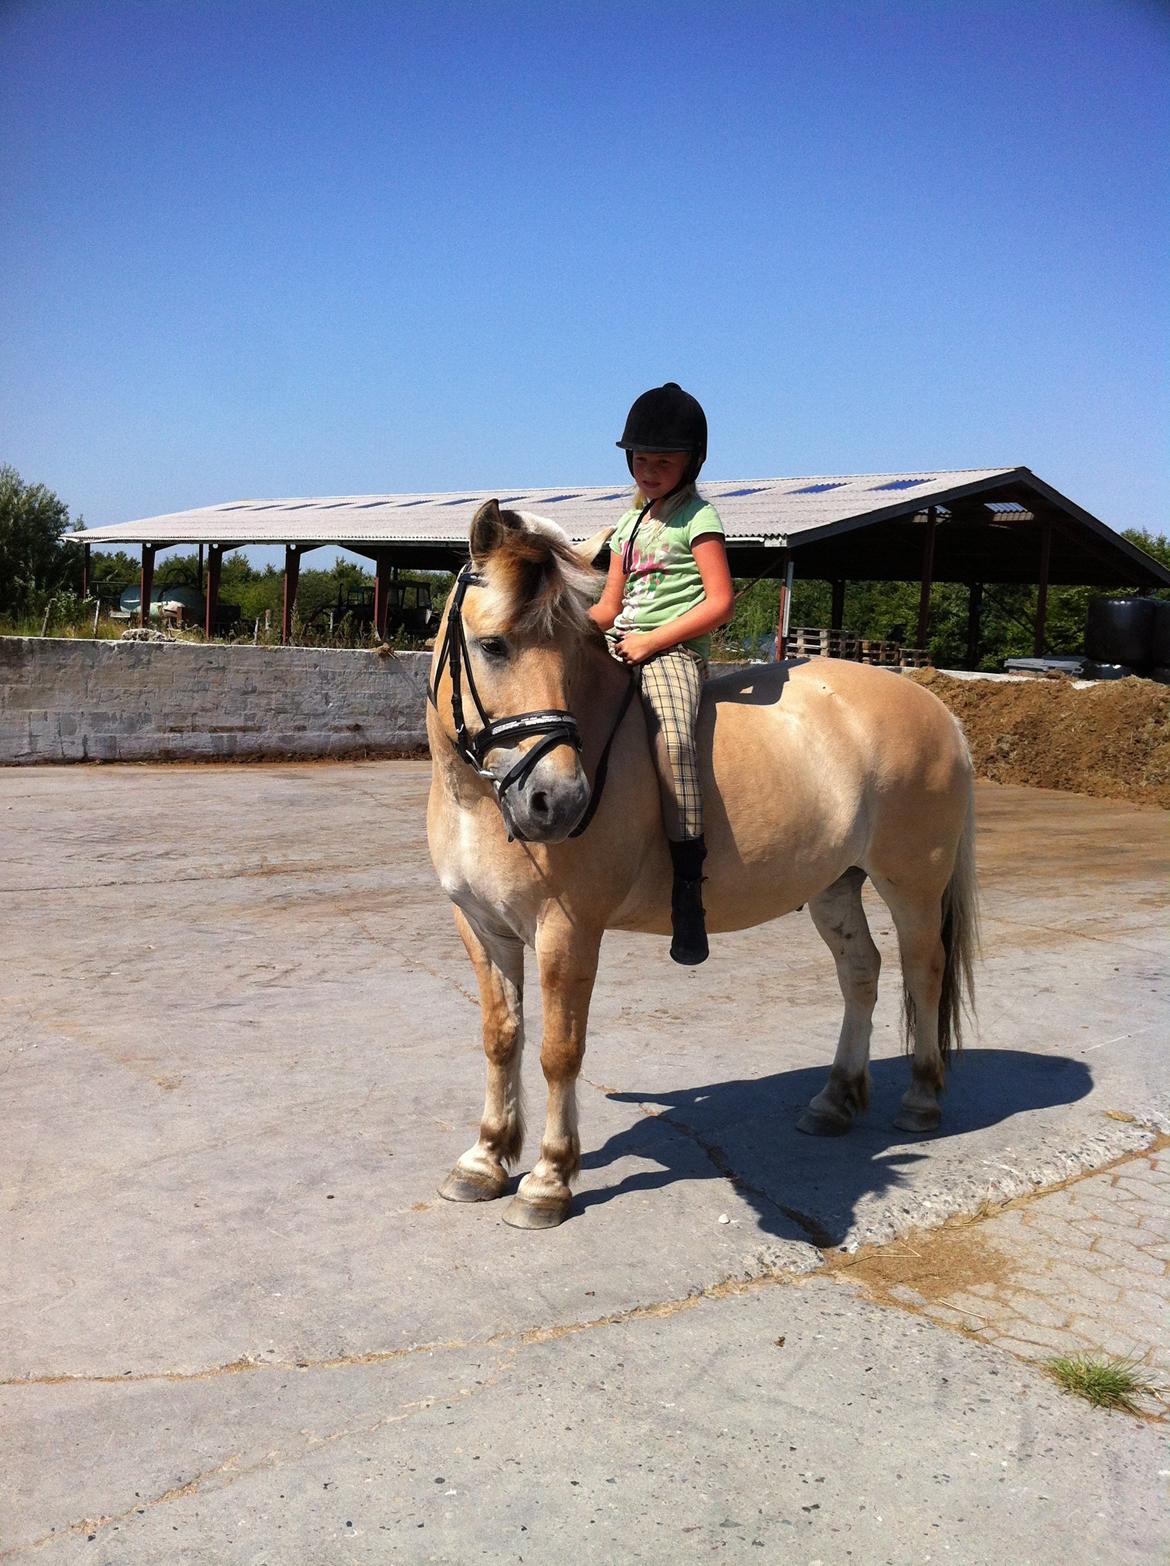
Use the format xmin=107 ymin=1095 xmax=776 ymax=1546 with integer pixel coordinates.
xmin=0 ymin=639 xmax=433 ymax=763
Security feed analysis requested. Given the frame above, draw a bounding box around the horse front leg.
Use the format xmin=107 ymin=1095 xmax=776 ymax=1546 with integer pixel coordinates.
xmin=503 ymin=913 xmax=601 ymax=1231
xmin=438 ymin=908 xmax=526 ymax=1204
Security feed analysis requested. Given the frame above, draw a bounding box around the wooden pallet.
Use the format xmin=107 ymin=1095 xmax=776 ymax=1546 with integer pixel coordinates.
xmin=789 ymin=627 xmax=930 ymax=668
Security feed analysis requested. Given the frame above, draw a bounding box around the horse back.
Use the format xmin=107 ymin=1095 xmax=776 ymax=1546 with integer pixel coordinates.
xmin=696 ymin=658 xmax=971 ymax=922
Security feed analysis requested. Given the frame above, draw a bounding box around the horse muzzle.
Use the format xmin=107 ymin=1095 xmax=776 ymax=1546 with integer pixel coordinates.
xmin=499 ymin=750 xmax=591 ymax=843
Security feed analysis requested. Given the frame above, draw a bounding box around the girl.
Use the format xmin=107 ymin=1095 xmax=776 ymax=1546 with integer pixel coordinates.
xmin=588 ymin=382 xmax=734 ymax=965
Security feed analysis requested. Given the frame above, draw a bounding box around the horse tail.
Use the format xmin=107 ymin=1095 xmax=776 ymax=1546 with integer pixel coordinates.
xmin=936 ymin=765 xmax=980 ymax=1057
xmin=899 ymin=759 xmax=979 ymax=1061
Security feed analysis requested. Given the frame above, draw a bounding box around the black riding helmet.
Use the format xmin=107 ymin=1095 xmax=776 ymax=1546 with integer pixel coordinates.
xmin=616 ymin=382 xmax=708 ymax=492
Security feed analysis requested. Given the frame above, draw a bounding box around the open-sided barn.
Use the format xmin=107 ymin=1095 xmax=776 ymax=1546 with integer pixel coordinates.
xmin=68 ymin=467 xmax=1170 ymax=662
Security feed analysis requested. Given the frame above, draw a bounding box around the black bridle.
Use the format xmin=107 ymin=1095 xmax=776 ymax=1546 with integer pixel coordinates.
xmin=427 ymin=563 xmax=636 ymax=840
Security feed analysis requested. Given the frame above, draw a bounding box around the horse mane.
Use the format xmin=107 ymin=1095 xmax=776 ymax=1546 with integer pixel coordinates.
xmin=478 ymin=511 xmax=601 ymax=640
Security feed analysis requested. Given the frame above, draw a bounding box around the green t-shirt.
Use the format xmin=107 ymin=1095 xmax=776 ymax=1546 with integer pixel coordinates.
xmin=610 ymin=494 xmax=726 ymax=657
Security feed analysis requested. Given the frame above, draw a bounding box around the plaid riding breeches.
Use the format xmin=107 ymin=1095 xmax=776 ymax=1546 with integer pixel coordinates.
xmin=635 ymin=645 xmax=708 ymax=842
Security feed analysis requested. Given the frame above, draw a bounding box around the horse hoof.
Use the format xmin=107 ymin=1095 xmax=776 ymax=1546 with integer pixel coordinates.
xmin=501 ymin=1194 xmax=570 ymax=1230
xmin=893 ymin=1107 xmax=941 ymax=1135
xmin=796 ymin=1108 xmax=851 ymax=1137
xmin=438 ymin=1167 xmax=506 ymax=1203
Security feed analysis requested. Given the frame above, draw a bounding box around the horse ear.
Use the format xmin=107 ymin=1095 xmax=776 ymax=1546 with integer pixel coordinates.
xmin=470 ymin=499 xmax=518 ymax=562
xmin=576 ymin=525 xmax=614 ymax=569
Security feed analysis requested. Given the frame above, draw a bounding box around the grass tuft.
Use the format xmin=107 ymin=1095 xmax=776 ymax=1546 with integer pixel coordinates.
xmin=1043 ymin=1352 xmax=1165 ymax=1414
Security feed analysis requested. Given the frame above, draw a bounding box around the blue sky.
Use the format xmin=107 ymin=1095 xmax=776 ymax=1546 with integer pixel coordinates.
xmin=3 ymin=0 xmax=1167 ymax=564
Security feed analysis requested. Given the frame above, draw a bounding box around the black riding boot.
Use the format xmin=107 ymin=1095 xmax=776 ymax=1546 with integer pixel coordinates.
xmin=669 ymin=836 xmax=709 ymax=966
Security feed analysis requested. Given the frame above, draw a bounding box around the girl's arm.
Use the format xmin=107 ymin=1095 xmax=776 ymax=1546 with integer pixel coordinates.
xmin=614 ymin=534 xmax=734 ymax=663
xmin=588 ymin=548 xmax=628 ymax=632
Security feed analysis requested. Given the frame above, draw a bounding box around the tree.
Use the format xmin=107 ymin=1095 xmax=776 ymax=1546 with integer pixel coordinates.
xmin=0 ymin=466 xmax=82 ymax=616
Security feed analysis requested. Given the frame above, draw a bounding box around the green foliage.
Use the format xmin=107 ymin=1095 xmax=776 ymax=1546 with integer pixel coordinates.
xmin=717 ymin=525 xmax=1170 ymax=668
xmin=1044 ymin=1353 xmax=1165 ymax=1415
xmin=0 ymin=466 xmax=83 ymax=615
xmin=1123 ymin=525 xmax=1170 ymax=570
xmin=88 ymin=550 xmax=139 ymax=604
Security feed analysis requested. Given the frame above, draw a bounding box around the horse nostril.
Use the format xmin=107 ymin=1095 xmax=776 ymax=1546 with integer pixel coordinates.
xmin=531 ymin=791 xmax=549 ymax=815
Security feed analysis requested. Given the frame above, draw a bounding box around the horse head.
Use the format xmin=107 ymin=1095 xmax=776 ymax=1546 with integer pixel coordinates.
xmin=429 ymin=499 xmax=609 ymax=843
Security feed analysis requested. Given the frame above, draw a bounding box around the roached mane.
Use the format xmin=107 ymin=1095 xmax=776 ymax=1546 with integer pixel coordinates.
xmin=478 ymin=510 xmax=601 ymax=639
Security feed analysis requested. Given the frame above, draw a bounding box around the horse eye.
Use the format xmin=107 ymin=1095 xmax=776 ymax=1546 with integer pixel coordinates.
xmin=478 ymin=637 xmax=508 ymax=660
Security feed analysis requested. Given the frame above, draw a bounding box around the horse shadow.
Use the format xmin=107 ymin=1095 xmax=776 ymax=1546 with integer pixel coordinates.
xmin=576 ymin=1048 xmax=1093 ymax=1245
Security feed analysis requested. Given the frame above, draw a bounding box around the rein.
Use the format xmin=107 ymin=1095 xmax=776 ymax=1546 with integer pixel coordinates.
xmin=427 ymin=564 xmax=636 ymax=840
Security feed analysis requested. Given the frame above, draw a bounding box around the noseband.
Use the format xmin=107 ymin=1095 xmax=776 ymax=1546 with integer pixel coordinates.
xmin=427 ymin=563 xmax=635 ymax=840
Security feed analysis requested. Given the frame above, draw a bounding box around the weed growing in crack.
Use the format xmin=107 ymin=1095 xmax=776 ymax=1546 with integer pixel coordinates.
xmin=1043 ymin=1352 xmax=1165 ymax=1415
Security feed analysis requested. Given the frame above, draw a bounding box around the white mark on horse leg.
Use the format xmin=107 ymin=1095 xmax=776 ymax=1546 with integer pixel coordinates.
xmin=464 ymin=968 xmax=525 ymax=1173
xmin=520 ymin=1076 xmax=580 ymax=1202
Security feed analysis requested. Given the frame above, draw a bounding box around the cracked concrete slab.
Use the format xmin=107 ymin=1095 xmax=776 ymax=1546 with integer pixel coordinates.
xmin=3 ymin=1281 xmax=1166 ymax=1563
xmin=2 ymin=763 xmax=1168 ymax=1562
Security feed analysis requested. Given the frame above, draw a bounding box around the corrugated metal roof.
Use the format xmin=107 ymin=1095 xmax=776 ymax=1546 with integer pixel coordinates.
xmin=68 ymin=468 xmax=1023 ymax=548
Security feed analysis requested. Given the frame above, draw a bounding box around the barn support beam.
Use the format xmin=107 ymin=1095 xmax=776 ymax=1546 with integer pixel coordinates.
xmin=139 ymin=544 xmax=156 ymax=628
xmin=774 ymin=551 xmax=794 ymax=661
xmin=374 ymin=553 xmax=394 ymax=641
xmin=204 ymin=544 xmax=223 ymax=640
xmin=1034 ymin=519 xmax=1053 ymax=656
xmin=916 ymin=507 xmax=938 ymax=650
xmin=81 ymin=543 xmax=91 ymax=601
xmin=830 ymin=578 xmax=846 ymax=631
xmin=966 ymin=582 xmax=983 ymax=670
xmin=281 ymin=545 xmax=302 ymax=644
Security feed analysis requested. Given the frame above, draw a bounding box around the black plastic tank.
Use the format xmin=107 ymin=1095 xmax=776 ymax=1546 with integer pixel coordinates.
xmin=1084 ymin=597 xmax=1156 ymax=669
xmin=1149 ymin=599 xmax=1170 ymax=667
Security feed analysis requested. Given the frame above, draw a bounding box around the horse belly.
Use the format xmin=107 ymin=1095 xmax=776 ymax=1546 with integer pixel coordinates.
xmin=701 ymin=697 xmax=869 ymax=932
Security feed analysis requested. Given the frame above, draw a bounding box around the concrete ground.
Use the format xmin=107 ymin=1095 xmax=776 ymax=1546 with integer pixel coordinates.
xmin=1 ymin=763 xmax=1167 ymax=1565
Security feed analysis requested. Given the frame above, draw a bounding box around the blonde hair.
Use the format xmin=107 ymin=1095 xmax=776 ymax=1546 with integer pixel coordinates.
xmin=631 ymin=481 xmax=700 ymax=519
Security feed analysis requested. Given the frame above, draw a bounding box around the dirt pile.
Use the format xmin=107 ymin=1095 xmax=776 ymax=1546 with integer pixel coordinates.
xmin=907 ymin=670 xmax=1170 ymax=809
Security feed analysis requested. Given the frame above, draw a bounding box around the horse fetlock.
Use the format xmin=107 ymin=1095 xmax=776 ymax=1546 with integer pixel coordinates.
xmin=910 ymin=1057 xmax=946 ymax=1097
xmin=831 ymin=1064 xmax=870 ymax=1113
xmin=534 ymin=1134 xmax=580 ymax=1184
xmin=480 ymin=1114 xmax=524 ymax=1166
xmin=813 ymin=1069 xmax=867 ymax=1117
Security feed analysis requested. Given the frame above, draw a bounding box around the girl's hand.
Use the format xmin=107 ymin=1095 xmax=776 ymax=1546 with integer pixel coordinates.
xmin=613 ymin=630 xmax=659 ymax=665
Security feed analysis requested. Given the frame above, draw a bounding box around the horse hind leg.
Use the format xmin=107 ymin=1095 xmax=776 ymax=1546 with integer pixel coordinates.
xmin=798 ymin=868 xmax=881 ymax=1136
xmin=438 ymin=909 xmax=525 ymax=1204
xmin=869 ymin=877 xmax=949 ymax=1134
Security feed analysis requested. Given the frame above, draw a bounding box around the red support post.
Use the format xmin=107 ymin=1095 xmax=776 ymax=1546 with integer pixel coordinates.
xmin=139 ymin=544 xmax=156 ymax=628
xmin=916 ymin=507 xmax=938 ymax=650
